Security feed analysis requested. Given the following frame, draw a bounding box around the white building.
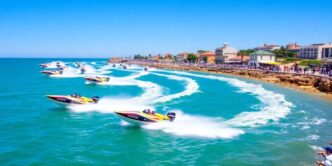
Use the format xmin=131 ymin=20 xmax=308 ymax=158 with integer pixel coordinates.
xmin=298 ymin=43 xmax=332 ymax=60
xmin=176 ymin=52 xmax=188 ymax=62
xmin=254 ymin=43 xmax=281 ymax=52
xmin=215 ymin=43 xmax=238 ymax=64
xmin=248 ymin=50 xmax=276 ymax=67
xmin=322 ymin=46 xmax=332 ymax=66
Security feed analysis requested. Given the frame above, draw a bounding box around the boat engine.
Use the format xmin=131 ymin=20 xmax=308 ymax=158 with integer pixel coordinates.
xmin=92 ymin=96 xmax=100 ymax=103
xmin=166 ymin=112 xmax=176 ymax=122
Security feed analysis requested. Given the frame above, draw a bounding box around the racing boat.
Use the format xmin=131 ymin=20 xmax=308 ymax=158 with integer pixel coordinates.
xmin=114 ymin=109 xmax=176 ymax=125
xmin=41 ymin=70 xmax=63 ymax=76
xmin=85 ymin=76 xmax=110 ymax=83
xmin=56 ymin=62 xmax=65 ymax=69
xmin=39 ymin=63 xmax=49 ymax=68
xmin=47 ymin=94 xmax=99 ymax=106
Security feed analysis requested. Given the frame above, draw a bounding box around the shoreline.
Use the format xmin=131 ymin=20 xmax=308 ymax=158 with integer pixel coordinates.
xmin=128 ymin=61 xmax=332 ymax=100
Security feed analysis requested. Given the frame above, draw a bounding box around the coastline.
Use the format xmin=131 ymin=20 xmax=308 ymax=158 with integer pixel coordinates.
xmin=128 ymin=61 xmax=332 ymax=100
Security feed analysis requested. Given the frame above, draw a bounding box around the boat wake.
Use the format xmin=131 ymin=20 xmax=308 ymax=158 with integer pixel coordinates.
xmin=160 ymin=70 xmax=294 ymax=127
xmin=68 ymin=97 xmax=154 ymax=114
xmin=142 ymin=110 xmax=244 ymax=139
xmin=151 ymin=73 xmax=199 ymax=104
xmin=44 ymin=61 xmax=294 ymax=139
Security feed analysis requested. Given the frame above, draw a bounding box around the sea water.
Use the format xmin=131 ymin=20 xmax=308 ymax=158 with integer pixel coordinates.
xmin=0 ymin=58 xmax=331 ymax=165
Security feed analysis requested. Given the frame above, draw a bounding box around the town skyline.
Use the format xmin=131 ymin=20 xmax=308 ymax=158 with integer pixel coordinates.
xmin=1 ymin=0 xmax=332 ymax=58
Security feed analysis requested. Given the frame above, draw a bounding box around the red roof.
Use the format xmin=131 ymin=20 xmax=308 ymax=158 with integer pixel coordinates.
xmin=199 ymin=51 xmax=215 ymax=56
xmin=228 ymin=56 xmax=249 ymax=61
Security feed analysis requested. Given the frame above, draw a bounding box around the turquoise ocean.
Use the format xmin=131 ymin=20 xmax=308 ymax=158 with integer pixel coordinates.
xmin=0 ymin=58 xmax=331 ymax=165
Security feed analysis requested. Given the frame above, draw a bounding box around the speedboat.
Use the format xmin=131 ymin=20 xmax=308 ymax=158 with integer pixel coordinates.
xmin=56 ymin=62 xmax=65 ymax=68
xmin=85 ymin=76 xmax=110 ymax=83
xmin=41 ymin=70 xmax=63 ymax=76
xmin=114 ymin=109 xmax=176 ymax=125
xmin=47 ymin=94 xmax=99 ymax=106
xmin=39 ymin=63 xmax=49 ymax=68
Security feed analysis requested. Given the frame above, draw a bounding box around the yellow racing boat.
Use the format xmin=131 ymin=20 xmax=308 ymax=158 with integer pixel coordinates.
xmin=114 ymin=109 xmax=176 ymax=125
xmin=47 ymin=94 xmax=99 ymax=106
xmin=85 ymin=76 xmax=110 ymax=83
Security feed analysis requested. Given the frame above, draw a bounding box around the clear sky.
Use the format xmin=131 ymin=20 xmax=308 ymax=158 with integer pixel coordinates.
xmin=0 ymin=0 xmax=331 ymax=58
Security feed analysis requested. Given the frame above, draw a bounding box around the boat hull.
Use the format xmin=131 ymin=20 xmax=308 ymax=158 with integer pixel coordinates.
xmin=85 ymin=77 xmax=109 ymax=84
xmin=47 ymin=95 xmax=84 ymax=106
xmin=115 ymin=111 xmax=159 ymax=125
xmin=41 ymin=70 xmax=61 ymax=76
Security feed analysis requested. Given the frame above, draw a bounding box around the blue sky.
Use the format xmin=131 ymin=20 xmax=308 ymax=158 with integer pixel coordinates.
xmin=0 ymin=0 xmax=331 ymax=58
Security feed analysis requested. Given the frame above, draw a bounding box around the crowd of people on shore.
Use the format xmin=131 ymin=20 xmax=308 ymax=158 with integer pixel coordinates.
xmin=134 ymin=60 xmax=332 ymax=78
xmin=200 ymin=63 xmax=332 ymax=78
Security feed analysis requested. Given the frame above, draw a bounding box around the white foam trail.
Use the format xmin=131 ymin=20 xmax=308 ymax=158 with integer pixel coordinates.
xmin=160 ymin=70 xmax=293 ymax=127
xmin=43 ymin=61 xmax=65 ymax=68
xmin=134 ymin=80 xmax=163 ymax=102
xmin=69 ymin=97 xmax=154 ymax=114
xmin=86 ymin=71 xmax=163 ymax=102
xmin=295 ymin=117 xmax=327 ymax=130
xmin=70 ymin=71 xmax=163 ymax=112
xmin=127 ymin=64 xmax=143 ymax=70
xmin=142 ymin=110 xmax=244 ymax=139
xmin=307 ymin=135 xmax=320 ymax=140
xmin=97 ymin=64 xmax=114 ymax=73
xmin=50 ymin=65 xmax=109 ymax=78
xmin=309 ymin=145 xmax=324 ymax=151
xmin=124 ymin=71 xmax=149 ymax=79
xmin=151 ymin=73 xmax=199 ymax=103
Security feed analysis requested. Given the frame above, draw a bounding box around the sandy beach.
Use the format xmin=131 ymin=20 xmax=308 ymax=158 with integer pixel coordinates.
xmin=128 ymin=61 xmax=332 ymax=100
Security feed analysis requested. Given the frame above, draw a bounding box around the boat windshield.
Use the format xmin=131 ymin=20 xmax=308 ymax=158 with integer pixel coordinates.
xmin=143 ymin=109 xmax=155 ymax=114
xmin=71 ymin=94 xmax=81 ymax=98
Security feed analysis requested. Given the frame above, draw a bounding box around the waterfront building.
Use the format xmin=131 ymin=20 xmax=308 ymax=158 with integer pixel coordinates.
xmin=248 ymin=50 xmax=276 ymax=67
xmin=298 ymin=43 xmax=332 ymax=60
xmin=159 ymin=54 xmax=175 ymax=63
xmin=199 ymin=51 xmax=216 ymax=64
xmin=151 ymin=55 xmax=160 ymax=62
xmin=286 ymin=42 xmax=301 ymax=54
xmin=322 ymin=45 xmax=332 ymax=67
xmin=108 ymin=57 xmax=125 ymax=63
xmin=254 ymin=43 xmax=280 ymax=52
xmin=227 ymin=55 xmax=250 ymax=64
xmin=215 ymin=43 xmax=238 ymax=64
xmin=176 ymin=52 xmax=189 ymax=62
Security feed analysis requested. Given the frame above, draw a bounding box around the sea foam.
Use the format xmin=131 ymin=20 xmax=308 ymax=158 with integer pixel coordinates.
xmin=142 ymin=110 xmax=244 ymax=139
xmin=163 ymin=70 xmax=293 ymax=127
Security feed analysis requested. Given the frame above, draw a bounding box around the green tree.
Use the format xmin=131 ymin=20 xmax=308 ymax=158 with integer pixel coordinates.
xmin=187 ymin=53 xmax=197 ymax=62
xmin=203 ymin=56 xmax=208 ymax=63
xmin=238 ymin=49 xmax=254 ymax=64
xmin=272 ymin=46 xmax=296 ymax=58
xmin=238 ymin=49 xmax=254 ymax=56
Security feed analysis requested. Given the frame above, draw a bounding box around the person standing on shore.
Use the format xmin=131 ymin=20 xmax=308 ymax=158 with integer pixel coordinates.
xmin=316 ymin=141 xmax=332 ymax=166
